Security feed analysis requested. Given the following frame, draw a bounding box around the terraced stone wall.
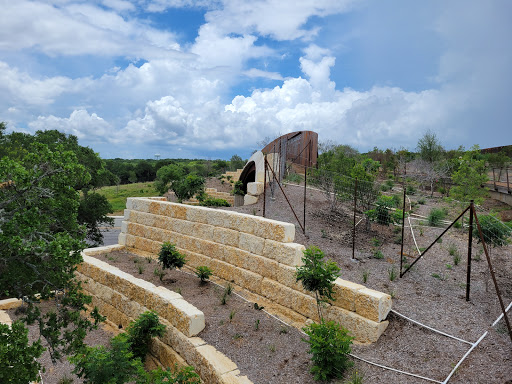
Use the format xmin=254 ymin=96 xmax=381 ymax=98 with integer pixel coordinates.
xmin=78 ymin=245 xmax=252 ymax=384
xmin=119 ymin=197 xmax=391 ymax=343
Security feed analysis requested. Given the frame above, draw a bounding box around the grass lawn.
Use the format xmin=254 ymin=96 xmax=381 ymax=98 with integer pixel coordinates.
xmin=97 ymin=182 xmax=161 ymax=215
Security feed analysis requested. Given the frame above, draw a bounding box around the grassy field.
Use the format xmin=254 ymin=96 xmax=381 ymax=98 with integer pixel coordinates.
xmin=97 ymin=182 xmax=161 ymax=215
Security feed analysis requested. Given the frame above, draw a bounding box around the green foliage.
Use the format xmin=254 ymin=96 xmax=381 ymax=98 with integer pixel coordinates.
xmin=229 ymin=154 xmax=245 ymax=171
xmin=406 ymin=185 xmax=416 ymax=195
xmin=158 ymin=242 xmax=186 ymax=270
xmin=373 ymin=250 xmax=384 ymax=259
xmin=296 ymin=247 xmax=340 ymax=319
xmin=71 ymin=334 xmax=144 ymax=384
xmin=417 ymin=130 xmax=444 ymax=163
xmin=285 ymin=172 xmax=303 ymax=184
xmin=365 ymin=195 xmax=405 ymax=226
xmin=142 ymin=365 xmax=201 ymax=384
xmin=125 ymin=311 xmax=165 ymax=362
xmin=232 ymin=180 xmax=245 ymax=196
xmin=0 ymin=141 xmax=104 ymax=360
xmin=418 ymin=197 xmax=426 ymax=205
xmin=472 ymin=213 xmax=512 ymax=248
xmin=195 ymin=266 xmax=213 ymax=283
xmin=388 ymin=266 xmax=397 ymax=281
xmin=0 ymin=321 xmax=44 ymax=384
xmin=428 ymin=208 xmax=446 ymax=227
xmin=451 ymin=146 xmax=488 ymax=204
xmin=79 ymin=191 xmax=114 ymax=246
xmin=303 ymin=319 xmax=354 ymax=381
xmin=199 ymin=197 xmax=230 ymax=207
xmin=96 ymin=182 xmax=159 ymax=214
xmin=344 ymin=369 xmax=365 ymax=384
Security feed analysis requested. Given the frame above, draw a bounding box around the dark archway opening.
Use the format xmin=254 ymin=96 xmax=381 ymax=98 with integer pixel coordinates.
xmin=239 ymin=161 xmax=256 ymax=194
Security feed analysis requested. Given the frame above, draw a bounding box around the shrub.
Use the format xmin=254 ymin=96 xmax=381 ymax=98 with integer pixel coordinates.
xmin=158 ymin=242 xmax=186 ymax=270
xmin=428 ymin=208 xmax=446 ymax=227
xmin=303 ymin=319 xmax=354 ymax=381
xmin=199 ymin=197 xmax=230 ymax=207
xmin=373 ymin=250 xmax=384 ymax=259
xmin=296 ymin=247 xmax=340 ymax=319
xmin=195 ymin=266 xmax=213 ymax=283
xmin=232 ymin=180 xmax=244 ymax=196
xmin=145 ymin=365 xmax=201 ymax=384
xmin=472 ymin=212 xmax=512 ymax=249
xmin=418 ymin=197 xmax=426 ymax=205
xmin=125 ymin=311 xmax=165 ymax=362
xmin=406 ymin=185 xmax=416 ymax=195
xmin=71 ymin=334 xmax=144 ymax=384
xmin=285 ymin=173 xmax=302 ymax=184
xmin=0 ymin=321 xmax=44 ymax=384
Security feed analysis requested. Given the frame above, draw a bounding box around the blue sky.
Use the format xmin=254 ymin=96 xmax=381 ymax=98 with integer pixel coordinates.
xmin=1 ymin=0 xmax=511 ymax=160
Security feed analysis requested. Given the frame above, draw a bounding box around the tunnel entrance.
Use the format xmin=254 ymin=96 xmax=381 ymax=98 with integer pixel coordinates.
xmin=238 ymin=161 xmax=256 ymax=194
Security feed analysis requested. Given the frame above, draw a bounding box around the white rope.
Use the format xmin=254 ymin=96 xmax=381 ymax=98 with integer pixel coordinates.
xmin=391 ymin=310 xmax=473 ymax=345
xmin=441 ymin=332 xmax=487 ymax=384
xmin=492 ymin=300 xmax=512 ymax=327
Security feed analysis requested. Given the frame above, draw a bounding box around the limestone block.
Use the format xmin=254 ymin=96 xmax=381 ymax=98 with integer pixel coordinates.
xmin=355 ymin=288 xmax=392 ymax=322
xmin=193 ymin=222 xmax=215 ymax=242
xmin=121 ymin=220 xmax=128 ymax=234
xmin=153 ymin=339 xmax=187 ymax=368
xmin=210 ymin=259 xmax=237 ymax=282
xmin=227 ymin=213 xmax=256 ymax=235
xmin=253 ymin=217 xmax=295 ymax=242
xmin=0 ymin=310 xmax=12 ymax=326
xmin=263 ymin=240 xmax=304 ymax=266
xmin=244 ymin=194 xmax=258 ymax=205
xmin=274 ymin=263 xmax=308 ymax=293
xmin=191 ymin=238 xmax=224 ymax=260
xmin=213 ymin=227 xmax=240 ymax=248
xmin=124 ymin=209 xmax=132 ymax=221
xmin=120 ymin=296 xmax=146 ymax=319
xmin=83 ymin=244 xmax=125 ymax=256
xmin=232 ymin=267 xmax=263 ymax=294
xmin=186 ymin=205 xmax=210 ymax=224
xmin=197 ymin=344 xmax=237 ymax=375
xmin=238 ymin=232 xmax=264 ymax=255
xmin=324 ymin=305 xmax=389 ymax=344
xmin=180 ymin=250 xmax=213 ymax=269
xmin=290 ymin=291 xmax=319 ymax=321
xmin=332 ymin=278 xmax=365 ymax=312
xmin=261 ymin=278 xmax=294 ymax=308
xmin=206 ymin=209 xmax=231 ymax=228
xmin=118 ymin=232 xmax=127 ymax=245
xmin=159 ymin=318 xmax=195 ymax=359
xmin=246 ymin=182 xmax=263 ymax=196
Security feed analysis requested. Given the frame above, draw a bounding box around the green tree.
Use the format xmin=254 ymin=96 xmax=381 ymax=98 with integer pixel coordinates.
xmin=417 ymin=130 xmax=444 ymax=163
xmin=0 ymin=142 xmax=104 ymax=365
xmin=451 ymin=146 xmax=488 ymax=204
xmin=296 ymin=247 xmax=340 ymax=320
xmin=229 ymin=154 xmax=245 ymax=171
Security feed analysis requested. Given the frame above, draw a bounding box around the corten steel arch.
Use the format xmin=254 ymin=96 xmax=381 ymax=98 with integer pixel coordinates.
xmin=261 ymin=130 xmax=318 ymax=169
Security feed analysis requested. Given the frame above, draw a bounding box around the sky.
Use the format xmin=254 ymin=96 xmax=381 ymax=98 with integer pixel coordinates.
xmin=1 ymin=0 xmax=511 ymax=160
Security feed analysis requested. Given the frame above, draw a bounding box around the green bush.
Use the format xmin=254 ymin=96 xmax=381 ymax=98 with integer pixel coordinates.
xmin=158 ymin=242 xmax=186 ymax=270
xmin=472 ymin=212 xmax=512 ymax=248
xmin=303 ymin=319 xmax=354 ymax=381
xmin=199 ymin=197 xmax=230 ymax=207
xmin=428 ymin=208 xmax=446 ymax=227
xmin=71 ymin=334 xmax=144 ymax=384
xmin=296 ymin=247 xmax=340 ymax=319
xmin=195 ymin=266 xmax=213 ymax=283
xmin=125 ymin=311 xmax=165 ymax=362
xmin=406 ymin=185 xmax=416 ymax=195
xmin=0 ymin=321 xmax=44 ymax=384
xmin=145 ymin=365 xmax=201 ymax=384
xmin=232 ymin=181 xmax=244 ymax=196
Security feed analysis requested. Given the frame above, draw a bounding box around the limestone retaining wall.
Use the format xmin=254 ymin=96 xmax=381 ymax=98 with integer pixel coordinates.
xmin=78 ymin=245 xmax=252 ymax=384
xmin=119 ymin=198 xmax=391 ymax=343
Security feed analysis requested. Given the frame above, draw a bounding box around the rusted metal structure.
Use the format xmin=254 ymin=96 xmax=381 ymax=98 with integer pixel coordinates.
xmin=261 ymin=130 xmax=318 ymax=169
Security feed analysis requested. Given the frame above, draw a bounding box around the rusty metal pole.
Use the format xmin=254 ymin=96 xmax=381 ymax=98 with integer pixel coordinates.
xmin=474 ymin=210 xmax=512 ymax=343
xmin=466 ymin=201 xmax=474 ymax=301
xmin=263 ymin=154 xmax=267 ymax=217
xmin=400 ymin=185 xmax=406 ymax=277
xmin=352 ymin=178 xmax=358 ymax=260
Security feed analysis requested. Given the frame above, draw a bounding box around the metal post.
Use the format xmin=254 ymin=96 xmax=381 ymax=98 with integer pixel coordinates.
xmin=492 ymin=168 xmax=497 ymax=190
xmin=466 ymin=200 xmax=474 ymax=301
xmin=400 ymin=185 xmax=406 ymax=277
xmin=263 ymin=154 xmax=267 ymax=217
xmin=352 ymin=178 xmax=358 ymax=260
xmin=474 ymin=210 xmax=512 ymax=343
